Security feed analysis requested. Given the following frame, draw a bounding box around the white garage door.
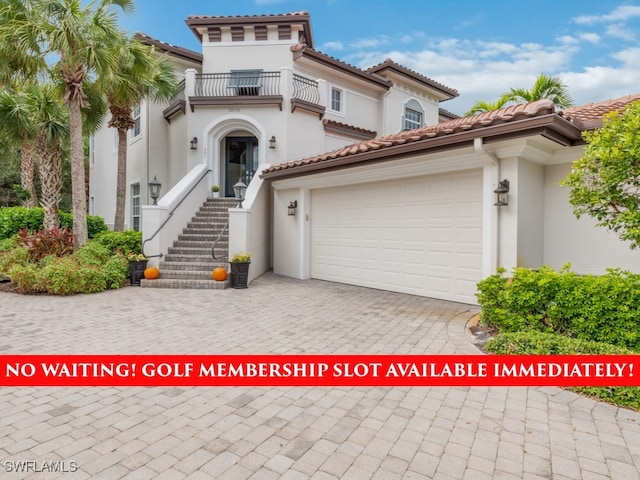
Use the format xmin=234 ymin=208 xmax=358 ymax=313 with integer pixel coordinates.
xmin=310 ymin=169 xmax=483 ymax=304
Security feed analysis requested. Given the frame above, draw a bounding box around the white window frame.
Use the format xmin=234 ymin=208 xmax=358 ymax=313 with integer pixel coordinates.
xmin=131 ymin=183 xmax=141 ymax=231
xmin=403 ymin=99 xmax=425 ymax=131
xmin=130 ymin=104 xmax=141 ymax=140
xmin=329 ymin=86 xmax=344 ymax=113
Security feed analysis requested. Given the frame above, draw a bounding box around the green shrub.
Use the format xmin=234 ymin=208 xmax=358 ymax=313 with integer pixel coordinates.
xmin=0 ymin=236 xmax=17 ymax=252
xmin=486 ymin=331 xmax=640 ymax=411
xmin=477 ymin=266 xmax=640 ymax=350
xmin=0 ymin=246 xmax=30 ymax=274
xmin=0 ymin=206 xmax=44 ymax=239
xmin=59 ymin=211 xmax=108 ymax=238
xmin=92 ymin=230 xmax=142 ymax=256
xmin=0 ymin=207 xmax=107 ymax=239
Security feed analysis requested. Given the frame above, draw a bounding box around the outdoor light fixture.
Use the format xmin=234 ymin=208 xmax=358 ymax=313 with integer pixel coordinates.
xmin=190 ymin=137 xmax=198 ymax=150
xmin=494 ymin=179 xmax=510 ymax=207
xmin=288 ymin=200 xmax=298 ymax=216
xmin=233 ymin=178 xmax=247 ymax=208
xmin=269 ymin=136 xmax=277 ymax=149
xmin=148 ymin=175 xmax=162 ymax=205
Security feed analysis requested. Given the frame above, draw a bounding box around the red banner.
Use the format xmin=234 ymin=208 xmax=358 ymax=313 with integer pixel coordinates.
xmin=0 ymin=354 xmax=638 ymax=387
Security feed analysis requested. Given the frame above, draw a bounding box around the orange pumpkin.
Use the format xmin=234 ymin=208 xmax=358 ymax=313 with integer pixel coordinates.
xmin=212 ymin=267 xmax=228 ymax=281
xmin=143 ymin=266 xmax=160 ymax=279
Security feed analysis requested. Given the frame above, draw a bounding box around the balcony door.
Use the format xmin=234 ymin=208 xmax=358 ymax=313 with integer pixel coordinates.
xmin=225 ymin=137 xmax=259 ymax=197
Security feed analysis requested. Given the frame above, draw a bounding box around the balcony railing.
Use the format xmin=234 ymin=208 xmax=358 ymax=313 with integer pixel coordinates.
xmin=162 ymin=80 xmax=186 ymax=122
xmin=194 ymin=71 xmax=281 ymax=97
xmin=291 ymin=73 xmax=325 ymax=119
xmin=292 ymin=74 xmax=320 ymax=104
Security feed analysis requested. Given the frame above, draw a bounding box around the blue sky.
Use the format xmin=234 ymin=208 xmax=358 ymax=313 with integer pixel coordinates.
xmin=120 ymin=1 xmax=640 ymax=115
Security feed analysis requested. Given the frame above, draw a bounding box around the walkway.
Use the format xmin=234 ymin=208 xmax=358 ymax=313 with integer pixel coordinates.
xmin=0 ymin=273 xmax=639 ymax=479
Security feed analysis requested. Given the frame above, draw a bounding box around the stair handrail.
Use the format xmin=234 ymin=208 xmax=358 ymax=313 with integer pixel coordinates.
xmin=142 ymin=168 xmax=211 ymax=259
xmin=212 ymin=220 xmax=228 ymax=260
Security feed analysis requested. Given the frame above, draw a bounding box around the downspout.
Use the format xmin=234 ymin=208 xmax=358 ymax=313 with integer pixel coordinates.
xmin=473 ymin=137 xmax=500 ymax=277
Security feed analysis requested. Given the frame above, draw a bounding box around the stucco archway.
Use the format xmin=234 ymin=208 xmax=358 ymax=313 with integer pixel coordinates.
xmin=203 ymin=115 xmax=268 ymax=195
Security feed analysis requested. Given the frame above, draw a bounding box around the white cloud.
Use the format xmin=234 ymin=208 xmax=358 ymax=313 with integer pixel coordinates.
xmin=606 ymin=23 xmax=636 ymax=41
xmin=573 ymin=5 xmax=640 ymax=25
xmin=321 ymin=41 xmax=344 ymax=51
xmin=577 ymin=32 xmax=601 ymax=44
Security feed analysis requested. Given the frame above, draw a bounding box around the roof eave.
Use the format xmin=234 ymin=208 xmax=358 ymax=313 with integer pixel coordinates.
xmin=293 ymin=48 xmax=392 ymax=90
xmin=261 ymin=114 xmax=582 ymax=181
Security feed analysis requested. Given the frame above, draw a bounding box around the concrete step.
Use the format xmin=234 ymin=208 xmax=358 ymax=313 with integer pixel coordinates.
xmin=177 ymin=233 xmax=227 ymax=242
xmin=159 ymin=261 xmax=227 ymax=271
xmin=172 ymin=240 xmax=228 ymax=248
xmin=140 ymin=278 xmax=230 ymax=289
xmin=153 ymin=269 xmax=225 ymax=280
xmin=167 ymin=246 xmax=217 ymax=256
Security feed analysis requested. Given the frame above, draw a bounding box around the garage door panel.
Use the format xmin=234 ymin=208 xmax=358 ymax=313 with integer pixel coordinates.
xmin=311 ymin=170 xmax=482 ymax=304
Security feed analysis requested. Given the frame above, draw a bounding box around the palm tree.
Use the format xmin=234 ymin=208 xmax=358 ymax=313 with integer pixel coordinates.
xmin=0 ymin=82 xmax=68 ymax=229
xmin=465 ymin=74 xmax=574 ymax=116
xmin=0 ymin=0 xmax=134 ymax=249
xmin=104 ymin=36 xmax=178 ymax=231
xmin=505 ymin=74 xmax=574 ymax=109
xmin=466 ymin=95 xmax=511 ymax=116
xmin=0 ymin=82 xmax=40 ymax=208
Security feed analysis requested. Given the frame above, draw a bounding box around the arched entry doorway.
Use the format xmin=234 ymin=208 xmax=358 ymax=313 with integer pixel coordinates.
xmin=224 ymin=136 xmax=259 ymax=197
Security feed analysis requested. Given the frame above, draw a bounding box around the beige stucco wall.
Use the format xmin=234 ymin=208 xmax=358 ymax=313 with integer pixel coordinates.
xmin=543 ymin=163 xmax=640 ymax=274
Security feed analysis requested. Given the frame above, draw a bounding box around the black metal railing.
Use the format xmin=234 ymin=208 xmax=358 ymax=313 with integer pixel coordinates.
xmin=292 ymin=74 xmax=320 ymax=105
xmin=194 ymin=71 xmax=281 ymax=97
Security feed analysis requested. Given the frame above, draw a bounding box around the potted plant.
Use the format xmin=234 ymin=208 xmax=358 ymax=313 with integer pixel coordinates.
xmin=127 ymin=252 xmax=148 ymax=286
xmin=211 ymin=185 xmax=220 ymax=199
xmin=229 ymin=251 xmax=251 ymax=289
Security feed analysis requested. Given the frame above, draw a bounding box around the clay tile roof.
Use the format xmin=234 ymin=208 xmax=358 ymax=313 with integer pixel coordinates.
xmin=291 ymin=45 xmax=392 ymax=89
xmin=561 ymin=94 xmax=640 ymax=128
xmin=367 ymin=58 xmax=458 ymax=99
xmin=186 ymin=10 xmax=309 ymax=21
xmin=323 ymin=119 xmax=377 ymax=140
xmin=134 ymin=32 xmax=203 ymax=64
xmin=262 ymin=99 xmax=557 ymax=178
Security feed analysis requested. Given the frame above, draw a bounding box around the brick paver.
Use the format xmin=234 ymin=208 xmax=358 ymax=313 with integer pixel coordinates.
xmin=1 ymin=272 xmax=640 ymax=479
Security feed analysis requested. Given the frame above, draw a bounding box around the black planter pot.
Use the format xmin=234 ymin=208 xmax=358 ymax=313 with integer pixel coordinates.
xmin=229 ymin=262 xmax=250 ymax=289
xmin=129 ymin=260 xmax=148 ymax=286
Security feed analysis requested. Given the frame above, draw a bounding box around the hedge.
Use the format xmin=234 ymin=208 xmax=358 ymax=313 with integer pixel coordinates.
xmin=486 ymin=331 xmax=640 ymax=411
xmin=476 ymin=266 xmax=640 ymax=351
xmin=0 ymin=206 xmax=107 ymax=239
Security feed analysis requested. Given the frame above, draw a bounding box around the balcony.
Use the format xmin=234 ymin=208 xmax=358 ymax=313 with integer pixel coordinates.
xmin=189 ymin=71 xmax=284 ymax=110
xmin=162 ymin=80 xmax=186 ymax=122
xmin=291 ymin=74 xmax=325 ymax=119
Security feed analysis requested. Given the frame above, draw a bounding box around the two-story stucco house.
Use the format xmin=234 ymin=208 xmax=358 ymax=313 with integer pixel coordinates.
xmin=90 ymin=10 xmax=640 ymax=304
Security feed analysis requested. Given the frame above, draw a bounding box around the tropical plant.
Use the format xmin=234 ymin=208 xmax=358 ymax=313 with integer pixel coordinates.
xmin=465 ymin=95 xmax=511 ymax=116
xmin=562 ymin=101 xmax=640 ymax=248
xmin=0 ymin=0 xmax=134 ymax=250
xmin=465 ymin=74 xmax=574 ymax=116
xmin=505 ymin=74 xmax=573 ymax=109
xmin=103 ymin=35 xmax=178 ymax=231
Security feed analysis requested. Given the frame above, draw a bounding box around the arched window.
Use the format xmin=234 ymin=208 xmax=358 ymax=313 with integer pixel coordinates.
xmin=403 ymin=99 xmax=424 ymax=131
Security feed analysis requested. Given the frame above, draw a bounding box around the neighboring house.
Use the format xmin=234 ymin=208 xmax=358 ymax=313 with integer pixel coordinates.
xmin=89 ymin=10 xmax=640 ymax=304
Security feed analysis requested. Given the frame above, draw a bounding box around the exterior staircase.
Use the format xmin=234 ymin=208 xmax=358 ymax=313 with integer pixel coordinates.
xmin=140 ymin=198 xmax=236 ymax=289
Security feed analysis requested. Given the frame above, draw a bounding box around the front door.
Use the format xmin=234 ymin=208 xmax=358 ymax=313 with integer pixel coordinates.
xmin=225 ymin=137 xmax=258 ymax=197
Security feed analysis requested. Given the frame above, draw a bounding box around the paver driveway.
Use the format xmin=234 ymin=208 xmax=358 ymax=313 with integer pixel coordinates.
xmin=1 ymin=272 xmax=639 ymax=479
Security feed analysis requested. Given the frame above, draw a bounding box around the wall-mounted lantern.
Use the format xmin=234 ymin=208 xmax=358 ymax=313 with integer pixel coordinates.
xmin=149 ymin=176 xmax=162 ymax=205
xmin=190 ymin=137 xmax=198 ymax=150
xmin=233 ymin=178 xmax=247 ymax=208
xmin=494 ymin=179 xmax=509 ymax=207
xmin=288 ymin=200 xmax=298 ymax=216
xmin=269 ymin=136 xmax=277 ymax=149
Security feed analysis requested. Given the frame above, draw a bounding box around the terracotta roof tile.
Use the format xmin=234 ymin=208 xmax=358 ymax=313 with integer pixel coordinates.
xmin=134 ymin=32 xmax=203 ymax=63
xmin=262 ymin=94 xmax=640 ymax=179
xmin=262 ymin=99 xmax=557 ymax=176
xmin=186 ymin=11 xmax=309 ymax=20
xmin=562 ymin=94 xmax=640 ymax=123
xmin=367 ymin=58 xmax=458 ymax=99
xmin=323 ymin=119 xmax=377 ymax=140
